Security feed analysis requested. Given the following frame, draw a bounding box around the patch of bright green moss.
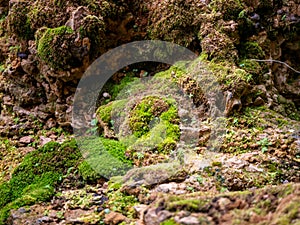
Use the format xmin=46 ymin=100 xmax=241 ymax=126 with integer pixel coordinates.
xmin=96 ymin=99 xmax=127 ymax=126
xmin=78 ymin=161 xmax=103 ymax=183
xmin=78 ymin=137 xmax=132 ymax=178
xmin=160 ymin=219 xmax=180 ymax=225
xmin=127 ymin=96 xmax=180 ymax=154
xmin=0 ymin=139 xmax=81 ymax=224
xmin=129 ymin=96 xmax=178 ymax=138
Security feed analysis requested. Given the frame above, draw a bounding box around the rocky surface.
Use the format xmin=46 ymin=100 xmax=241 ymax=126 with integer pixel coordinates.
xmin=0 ymin=0 xmax=299 ymax=224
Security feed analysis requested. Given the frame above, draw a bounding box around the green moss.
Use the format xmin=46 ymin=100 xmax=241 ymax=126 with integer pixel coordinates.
xmin=126 ymin=96 xmax=180 ymax=155
xmin=108 ymin=176 xmax=123 ymax=190
xmin=210 ymin=0 xmax=244 ymax=20
xmin=97 ymin=102 xmax=113 ymax=124
xmin=96 ymin=99 xmax=127 ymax=127
xmin=78 ymin=15 xmax=106 ymax=58
xmin=102 ymin=74 xmax=138 ymax=102
xmin=239 ymin=42 xmax=265 ymax=59
xmin=239 ymin=59 xmax=263 ymax=78
xmin=166 ymin=197 xmax=209 ymax=212
xmin=36 ymin=25 xmax=74 ymax=69
xmin=107 ymin=181 xmax=146 ymax=221
xmin=129 ymin=96 xmax=178 ymax=138
xmin=160 ymin=219 xmax=180 ymax=225
xmin=0 ymin=139 xmax=81 ymax=224
xmin=78 ymin=137 xmax=132 ymax=178
xmin=199 ymin=56 xmax=251 ymax=85
xmin=78 ymin=161 xmax=102 ymax=183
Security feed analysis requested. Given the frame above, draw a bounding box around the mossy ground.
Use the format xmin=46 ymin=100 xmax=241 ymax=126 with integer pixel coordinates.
xmin=0 ymin=139 xmax=81 ymax=224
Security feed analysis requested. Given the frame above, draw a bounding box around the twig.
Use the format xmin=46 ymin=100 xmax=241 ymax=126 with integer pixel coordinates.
xmin=250 ymin=59 xmax=300 ymax=74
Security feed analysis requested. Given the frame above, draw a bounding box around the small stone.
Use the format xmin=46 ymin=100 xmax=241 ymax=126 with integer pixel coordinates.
xmin=178 ymin=216 xmax=200 ymax=225
xmin=253 ymin=96 xmax=264 ymax=106
xmin=36 ymin=216 xmax=52 ymax=223
xmin=134 ymin=204 xmax=148 ymax=217
xmin=218 ymin=197 xmax=231 ymax=211
xmin=156 ymin=183 xmax=177 ymax=193
xmin=19 ymin=136 xmax=34 ymax=144
xmin=103 ymin=92 xmax=111 ymax=98
xmin=17 ymin=207 xmax=29 ymax=214
xmin=40 ymin=136 xmax=52 ymax=146
xmin=104 ymin=211 xmax=126 ymax=225
xmin=157 ymin=210 xmax=172 ymax=222
xmin=104 ymin=208 xmax=110 ymax=214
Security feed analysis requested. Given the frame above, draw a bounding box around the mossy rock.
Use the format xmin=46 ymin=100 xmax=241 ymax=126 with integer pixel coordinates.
xmin=28 ymin=0 xmax=69 ymax=31
xmin=147 ymin=0 xmax=203 ymax=47
xmin=0 ymin=139 xmax=81 ymax=224
xmin=210 ymin=0 xmax=245 ymax=21
xmin=129 ymin=96 xmax=171 ymax=137
xmin=78 ymin=15 xmax=106 ymax=58
xmin=36 ymin=25 xmax=76 ymax=70
xmin=7 ymin=2 xmax=34 ymax=40
xmin=239 ymin=41 xmax=265 ymax=59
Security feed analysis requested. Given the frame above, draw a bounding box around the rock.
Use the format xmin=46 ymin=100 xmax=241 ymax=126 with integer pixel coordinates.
xmin=40 ymin=136 xmax=52 ymax=146
xmin=134 ymin=204 xmax=148 ymax=219
xmin=217 ymin=197 xmax=231 ymax=211
xmin=123 ymin=162 xmax=187 ymax=188
xmin=156 ymin=182 xmax=178 ymax=193
xmin=19 ymin=135 xmax=34 ymax=144
xmin=177 ymin=216 xmax=200 ymax=225
xmin=253 ymin=96 xmax=265 ymax=106
xmin=144 ymin=208 xmax=172 ymax=225
xmin=104 ymin=212 xmax=126 ymax=225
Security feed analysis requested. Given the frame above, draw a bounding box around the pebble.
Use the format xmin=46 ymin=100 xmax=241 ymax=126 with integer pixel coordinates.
xmin=178 ymin=216 xmax=200 ymax=225
xmin=104 ymin=208 xmax=110 ymax=214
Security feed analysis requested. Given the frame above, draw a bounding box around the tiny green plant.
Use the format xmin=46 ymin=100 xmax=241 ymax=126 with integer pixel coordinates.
xmin=257 ymin=137 xmax=271 ymax=153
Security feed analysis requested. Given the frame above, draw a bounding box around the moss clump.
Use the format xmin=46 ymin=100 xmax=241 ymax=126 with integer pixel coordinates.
xmin=238 ymin=59 xmax=264 ymax=79
xmin=36 ymin=25 xmax=75 ymax=70
xmin=129 ymin=96 xmax=175 ymax=138
xmin=78 ymin=15 xmax=106 ymax=58
xmin=78 ymin=161 xmax=103 ymax=183
xmin=165 ymin=197 xmax=209 ymax=212
xmin=0 ymin=139 xmax=81 ymax=224
xmin=78 ymin=137 xmax=132 ymax=178
xmin=96 ymin=99 xmax=127 ymax=128
xmin=97 ymin=102 xmax=113 ymax=124
xmin=239 ymin=42 xmax=265 ymax=59
xmin=147 ymin=0 xmax=203 ymax=47
xmin=160 ymin=219 xmax=180 ymax=225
